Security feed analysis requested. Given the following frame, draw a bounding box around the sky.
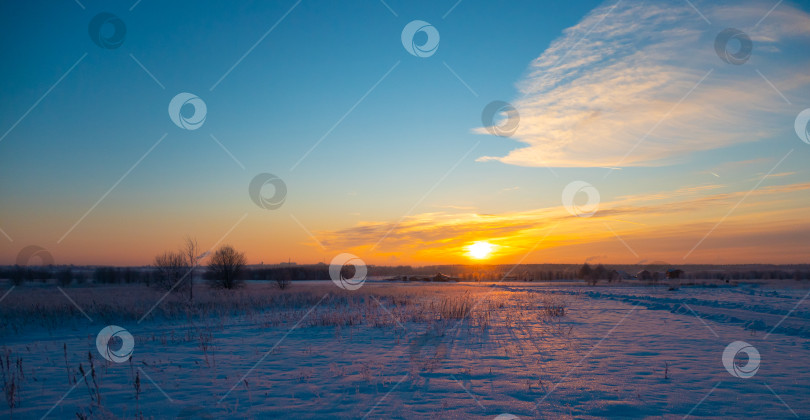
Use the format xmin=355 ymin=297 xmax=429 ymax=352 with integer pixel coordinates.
xmin=1 ymin=0 xmax=809 ymax=267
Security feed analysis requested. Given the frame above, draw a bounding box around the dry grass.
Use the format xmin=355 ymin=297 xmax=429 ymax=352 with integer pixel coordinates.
xmin=0 ymin=282 xmax=577 ymax=418
xmin=0 ymin=283 xmax=569 ymax=341
xmin=542 ymin=296 xmax=567 ymax=317
xmin=1 ymin=348 xmax=23 ymax=417
xmin=436 ymin=292 xmax=473 ymax=319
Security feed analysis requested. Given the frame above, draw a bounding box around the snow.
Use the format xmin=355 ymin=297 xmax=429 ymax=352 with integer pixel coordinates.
xmin=1 ymin=281 xmax=808 ymax=419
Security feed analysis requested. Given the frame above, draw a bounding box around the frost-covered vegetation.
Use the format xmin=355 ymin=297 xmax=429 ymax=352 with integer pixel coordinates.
xmin=2 ymin=279 xmax=810 ymax=418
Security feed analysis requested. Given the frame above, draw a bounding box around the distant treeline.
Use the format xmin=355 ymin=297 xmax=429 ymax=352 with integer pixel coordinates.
xmin=1 ymin=263 xmax=810 ymax=287
xmin=240 ymin=266 xmax=331 ymax=281
xmin=0 ymin=264 xmax=335 ymax=286
xmin=0 ymin=265 xmax=156 ymax=286
xmin=375 ymin=263 xmax=810 ymax=283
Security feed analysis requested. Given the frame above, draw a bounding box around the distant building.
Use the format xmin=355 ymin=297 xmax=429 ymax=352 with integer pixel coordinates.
xmin=615 ymin=270 xmax=633 ymax=281
xmin=433 ymin=273 xmax=461 ymax=282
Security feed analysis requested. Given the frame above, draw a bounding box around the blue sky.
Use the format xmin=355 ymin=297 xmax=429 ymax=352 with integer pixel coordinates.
xmin=1 ymin=0 xmax=809 ymax=265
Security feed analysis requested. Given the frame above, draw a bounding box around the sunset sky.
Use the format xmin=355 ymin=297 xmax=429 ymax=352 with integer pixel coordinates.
xmin=1 ymin=0 xmax=809 ymax=266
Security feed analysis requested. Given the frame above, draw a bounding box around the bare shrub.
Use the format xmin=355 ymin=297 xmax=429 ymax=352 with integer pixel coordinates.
xmin=542 ymin=296 xmax=566 ymax=317
xmin=207 ymin=245 xmax=246 ymax=289
xmin=153 ymin=251 xmax=188 ymax=292
xmin=276 ymin=276 xmax=291 ymax=291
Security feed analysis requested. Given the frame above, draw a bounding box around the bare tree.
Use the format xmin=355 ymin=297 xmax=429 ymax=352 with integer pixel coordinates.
xmin=181 ymin=236 xmax=203 ymax=301
xmin=153 ymin=251 xmax=186 ymax=292
xmin=276 ymin=272 xmax=291 ymax=290
xmin=153 ymin=236 xmax=209 ymax=299
xmin=207 ymin=245 xmax=246 ymax=289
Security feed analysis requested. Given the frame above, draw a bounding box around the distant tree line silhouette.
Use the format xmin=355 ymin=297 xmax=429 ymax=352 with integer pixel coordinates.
xmin=244 ymin=266 xmax=331 ymax=282
xmin=3 ymin=260 xmax=810 ymax=288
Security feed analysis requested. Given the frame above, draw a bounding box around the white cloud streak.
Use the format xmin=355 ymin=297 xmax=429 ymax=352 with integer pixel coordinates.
xmin=477 ymin=0 xmax=810 ymax=168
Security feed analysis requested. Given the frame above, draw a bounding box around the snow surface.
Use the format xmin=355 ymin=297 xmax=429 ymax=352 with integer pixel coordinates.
xmin=1 ymin=282 xmax=808 ymax=419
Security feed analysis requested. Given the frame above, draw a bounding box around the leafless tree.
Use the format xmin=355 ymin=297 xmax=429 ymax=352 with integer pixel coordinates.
xmin=181 ymin=236 xmax=205 ymax=301
xmin=153 ymin=251 xmax=187 ymax=292
xmin=207 ymin=245 xmax=246 ymax=289
xmin=276 ymin=274 xmax=291 ymax=290
xmin=153 ymin=236 xmax=209 ymax=299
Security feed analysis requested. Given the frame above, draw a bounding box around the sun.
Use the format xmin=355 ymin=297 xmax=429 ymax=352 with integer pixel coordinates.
xmin=466 ymin=241 xmax=495 ymax=260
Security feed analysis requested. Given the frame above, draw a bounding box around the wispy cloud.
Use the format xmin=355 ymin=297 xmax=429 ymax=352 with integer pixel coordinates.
xmin=700 ymin=157 xmax=774 ymax=177
xmin=432 ymin=204 xmax=478 ymax=210
xmin=317 ymin=181 xmax=810 ymax=263
xmin=477 ymin=0 xmax=810 ymax=168
xmin=763 ymin=171 xmax=797 ymax=178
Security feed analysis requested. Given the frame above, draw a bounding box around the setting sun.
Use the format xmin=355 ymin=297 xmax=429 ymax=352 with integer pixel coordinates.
xmin=466 ymin=241 xmax=495 ymax=260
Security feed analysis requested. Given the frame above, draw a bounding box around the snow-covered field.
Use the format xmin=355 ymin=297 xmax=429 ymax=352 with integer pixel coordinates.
xmin=2 ymin=281 xmax=809 ymax=419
